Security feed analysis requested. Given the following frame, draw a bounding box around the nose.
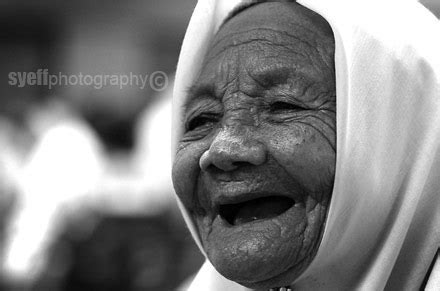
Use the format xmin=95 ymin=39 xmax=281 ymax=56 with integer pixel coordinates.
xmin=199 ymin=127 xmax=267 ymax=172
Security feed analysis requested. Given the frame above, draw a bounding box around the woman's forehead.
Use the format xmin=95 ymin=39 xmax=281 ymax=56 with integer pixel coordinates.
xmin=193 ymin=1 xmax=335 ymax=103
xmin=216 ymin=2 xmax=333 ymax=44
xmin=203 ymin=1 xmax=335 ymax=80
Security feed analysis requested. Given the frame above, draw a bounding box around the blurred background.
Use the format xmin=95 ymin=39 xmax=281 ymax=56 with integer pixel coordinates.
xmin=0 ymin=0 xmax=203 ymax=290
xmin=0 ymin=1 xmax=438 ymax=291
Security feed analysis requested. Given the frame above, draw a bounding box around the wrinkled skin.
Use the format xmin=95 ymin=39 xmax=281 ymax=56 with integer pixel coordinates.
xmin=172 ymin=2 xmax=335 ymax=289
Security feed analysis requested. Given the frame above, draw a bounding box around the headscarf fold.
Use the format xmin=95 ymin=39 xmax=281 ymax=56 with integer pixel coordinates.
xmin=172 ymin=0 xmax=440 ymax=289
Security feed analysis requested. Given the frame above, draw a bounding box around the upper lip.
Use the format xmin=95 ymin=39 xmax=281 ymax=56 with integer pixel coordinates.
xmin=197 ymin=165 xmax=306 ymax=217
xmin=205 ymin=181 xmax=302 ymax=212
xmin=215 ymin=190 xmax=288 ymax=207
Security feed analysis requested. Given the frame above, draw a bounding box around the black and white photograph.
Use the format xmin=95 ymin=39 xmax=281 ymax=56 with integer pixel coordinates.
xmin=0 ymin=0 xmax=439 ymax=290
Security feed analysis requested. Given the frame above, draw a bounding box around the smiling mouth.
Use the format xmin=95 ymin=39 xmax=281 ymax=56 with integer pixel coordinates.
xmin=219 ymin=196 xmax=295 ymax=226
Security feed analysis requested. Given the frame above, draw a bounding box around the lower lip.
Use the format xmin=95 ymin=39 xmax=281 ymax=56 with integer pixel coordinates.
xmin=210 ymin=200 xmax=305 ymax=240
xmin=203 ymin=201 xmax=306 ymax=282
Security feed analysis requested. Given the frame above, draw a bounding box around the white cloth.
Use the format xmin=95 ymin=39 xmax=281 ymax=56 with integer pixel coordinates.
xmin=172 ymin=0 xmax=440 ymax=290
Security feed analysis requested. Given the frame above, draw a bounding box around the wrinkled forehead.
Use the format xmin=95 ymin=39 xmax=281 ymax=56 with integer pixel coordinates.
xmin=194 ymin=1 xmax=335 ymax=100
xmin=213 ymin=1 xmax=334 ymax=51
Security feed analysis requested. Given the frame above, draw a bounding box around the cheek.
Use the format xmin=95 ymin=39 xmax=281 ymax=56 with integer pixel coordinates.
xmin=172 ymin=142 xmax=209 ymax=208
xmin=267 ymin=124 xmax=335 ymax=195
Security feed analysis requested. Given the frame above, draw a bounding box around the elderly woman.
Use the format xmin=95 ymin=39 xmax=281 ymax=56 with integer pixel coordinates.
xmin=172 ymin=0 xmax=440 ymax=290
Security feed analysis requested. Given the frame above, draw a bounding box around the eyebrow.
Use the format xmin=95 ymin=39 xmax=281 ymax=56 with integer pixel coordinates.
xmin=183 ymin=83 xmax=217 ymax=113
xmin=251 ymin=65 xmax=300 ymax=88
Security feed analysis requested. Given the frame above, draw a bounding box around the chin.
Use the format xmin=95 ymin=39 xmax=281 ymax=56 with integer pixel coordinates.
xmin=226 ymin=257 xmax=309 ymax=290
xmin=198 ymin=206 xmax=321 ymax=290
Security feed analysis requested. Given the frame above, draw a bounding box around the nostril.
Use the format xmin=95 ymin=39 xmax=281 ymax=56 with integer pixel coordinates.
xmin=231 ymin=161 xmax=251 ymax=168
xmin=208 ymin=161 xmax=246 ymax=174
xmin=211 ymin=158 xmax=238 ymax=172
xmin=206 ymin=163 xmax=233 ymax=174
xmin=200 ymin=149 xmax=239 ymax=172
xmin=206 ymin=161 xmax=258 ymax=174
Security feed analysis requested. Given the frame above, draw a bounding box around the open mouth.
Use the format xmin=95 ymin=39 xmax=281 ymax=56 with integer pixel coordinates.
xmin=219 ymin=196 xmax=295 ymax=226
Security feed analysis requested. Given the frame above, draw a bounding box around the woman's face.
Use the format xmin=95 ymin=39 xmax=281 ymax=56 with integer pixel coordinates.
xmin=172 ymin=2 xmax=336 ymax=289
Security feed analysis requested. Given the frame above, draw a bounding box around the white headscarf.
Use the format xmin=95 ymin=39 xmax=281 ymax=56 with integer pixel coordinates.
xmin=172 ymin=0 xmax=440 ymax=290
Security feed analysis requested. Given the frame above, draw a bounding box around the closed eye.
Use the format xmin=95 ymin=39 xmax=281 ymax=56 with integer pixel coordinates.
xmin=270 ymin=101 xmax=304 ymax=112
xmin=187 ymin=114 xmax=219 ymax=132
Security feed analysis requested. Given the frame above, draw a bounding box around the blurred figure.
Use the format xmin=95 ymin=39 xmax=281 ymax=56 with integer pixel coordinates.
xmin=0 ymin=116 xmax=24 ymax=280
xmin=80 ymin=78 xmax=177 ymax=216
xmin=1 ymin=97 xmax=104 ymax=289
xmin=0 ymin=0 xmax=200 ymax=289
xmin=131 ymin=78 xmax=175 ymax=216
xmin=41 ymin=78 xmax=203 ymax=291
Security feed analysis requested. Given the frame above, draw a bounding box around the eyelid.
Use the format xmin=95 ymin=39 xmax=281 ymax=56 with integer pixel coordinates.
xmin=184 ymin=98 xmax=222 ymax=120
xmin=269 ymin=101 xmax=305 ymax=111
xmin=267 ymin=94 xmax=309 ymax=110
xmin=186 ymin=113 xmax=221 ymax=132
xmin=184 ymin=101 xmax=223 ymax=133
